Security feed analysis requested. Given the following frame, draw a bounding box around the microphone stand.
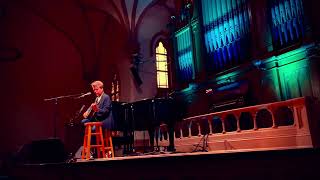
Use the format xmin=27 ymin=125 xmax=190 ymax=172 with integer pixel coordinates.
xmin=68 ymin=105 xmax=85 ymax=127
xmin=44 ymin=92 xmax=87 ymax=138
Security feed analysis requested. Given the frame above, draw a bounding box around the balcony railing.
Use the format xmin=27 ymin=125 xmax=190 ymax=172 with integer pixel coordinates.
xmin=157 ymin=97 xmax=316 ymax=152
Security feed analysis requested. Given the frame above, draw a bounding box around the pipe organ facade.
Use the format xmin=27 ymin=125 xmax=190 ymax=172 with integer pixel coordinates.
xmin=176 ymin=27 xmax=195 ymax=82
xmin=201 ymin=0 xmax=251 ymax=72
xmin=173 ymin=0 xmax=320 ymax=111
xmin=269 ymin=0 xmax=305 ymax=49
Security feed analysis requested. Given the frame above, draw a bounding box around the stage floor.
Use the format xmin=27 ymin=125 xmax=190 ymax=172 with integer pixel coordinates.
xmin=75 ymin=146 xmax=311 ymax=163
xmin=7 ymin=147 xmax=320 ymax=180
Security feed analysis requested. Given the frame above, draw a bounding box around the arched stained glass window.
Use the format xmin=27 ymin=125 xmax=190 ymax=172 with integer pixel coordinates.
xmin=156 ymin=42 xmax=169 ymax=88
xmin=111 ymin=74 xmax=120 ymax=101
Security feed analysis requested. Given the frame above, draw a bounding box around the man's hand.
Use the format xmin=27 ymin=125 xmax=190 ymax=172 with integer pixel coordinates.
xmin=91 ymin=103 xmax=98 ymax=112
xmin=83 ymin=111 xmax=89 ymax=118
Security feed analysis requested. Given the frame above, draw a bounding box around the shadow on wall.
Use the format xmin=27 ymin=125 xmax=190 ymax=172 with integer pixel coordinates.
xmin=0 ymin=0 xmax=173 ymax=159
xmin=0 ymin=48 xmax=22 ymax=61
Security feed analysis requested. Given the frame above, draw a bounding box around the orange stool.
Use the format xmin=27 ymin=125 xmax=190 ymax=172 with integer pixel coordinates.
xmin=104 ymin=130 xmax=114 ymax=158
xmin=81 ymin=122 xmax=106 ymax=160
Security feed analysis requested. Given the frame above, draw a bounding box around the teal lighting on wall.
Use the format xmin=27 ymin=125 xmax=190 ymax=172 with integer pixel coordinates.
xmin=201 ymin=0 xmax=251 ymax=72
xmin=262 ymin=44 xmax=312 ymax=100
xmin=176 ymin=27 xmax=194 ymax=82
xmin=270 ymin=0 xmax=305 ymax=49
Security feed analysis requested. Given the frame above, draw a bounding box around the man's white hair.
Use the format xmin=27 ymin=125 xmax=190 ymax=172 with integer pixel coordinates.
xmin=91 ymin=80 xmax=104 ymax=88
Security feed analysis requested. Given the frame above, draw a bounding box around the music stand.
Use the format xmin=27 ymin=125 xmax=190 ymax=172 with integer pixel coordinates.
xmin=192 ymin=133 xmax=209 ymax=152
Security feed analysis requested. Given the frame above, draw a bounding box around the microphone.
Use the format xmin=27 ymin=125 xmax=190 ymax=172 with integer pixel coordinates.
xmin=76 ymin=92 xmax=91 ymax=98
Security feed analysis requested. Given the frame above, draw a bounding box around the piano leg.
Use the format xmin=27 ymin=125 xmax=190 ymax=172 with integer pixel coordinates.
xmin=167 ymin=124 xmax=175 ymax=152
xmin=155 ymin=127 xmax=159 ymax=151
xmin=148 ymin=128 xmax=155 ymax=152
xmin=122 ymin=130 xmax=134 ymax=154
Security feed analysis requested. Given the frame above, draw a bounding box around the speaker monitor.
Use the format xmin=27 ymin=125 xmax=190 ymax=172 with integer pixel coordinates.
xmin=130 ymin=67 xmax=143 ymax=86
xmin=16 ymin=138 xmax=68 ymax=164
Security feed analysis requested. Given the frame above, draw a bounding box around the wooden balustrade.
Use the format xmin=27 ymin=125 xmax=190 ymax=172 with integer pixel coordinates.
xmin=181 ymin=97 xmax=305 ymax=136
xmin=156 ymin=97 xmax=317 ymax=152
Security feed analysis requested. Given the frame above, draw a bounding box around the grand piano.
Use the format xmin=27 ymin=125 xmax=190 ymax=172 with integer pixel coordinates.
xmin=112 ymin=97 xmax=183 ymax=152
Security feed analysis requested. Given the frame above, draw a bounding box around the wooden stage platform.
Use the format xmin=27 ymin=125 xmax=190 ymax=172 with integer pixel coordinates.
xmin=6 ymin=147 xmax=320 ymax=180
xmin=4 ymin=97 xmax=320 ymax=179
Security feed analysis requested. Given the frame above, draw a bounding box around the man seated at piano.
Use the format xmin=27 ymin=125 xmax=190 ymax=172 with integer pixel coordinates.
xmin=81 ymin=80 xmax=114 ymax=131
